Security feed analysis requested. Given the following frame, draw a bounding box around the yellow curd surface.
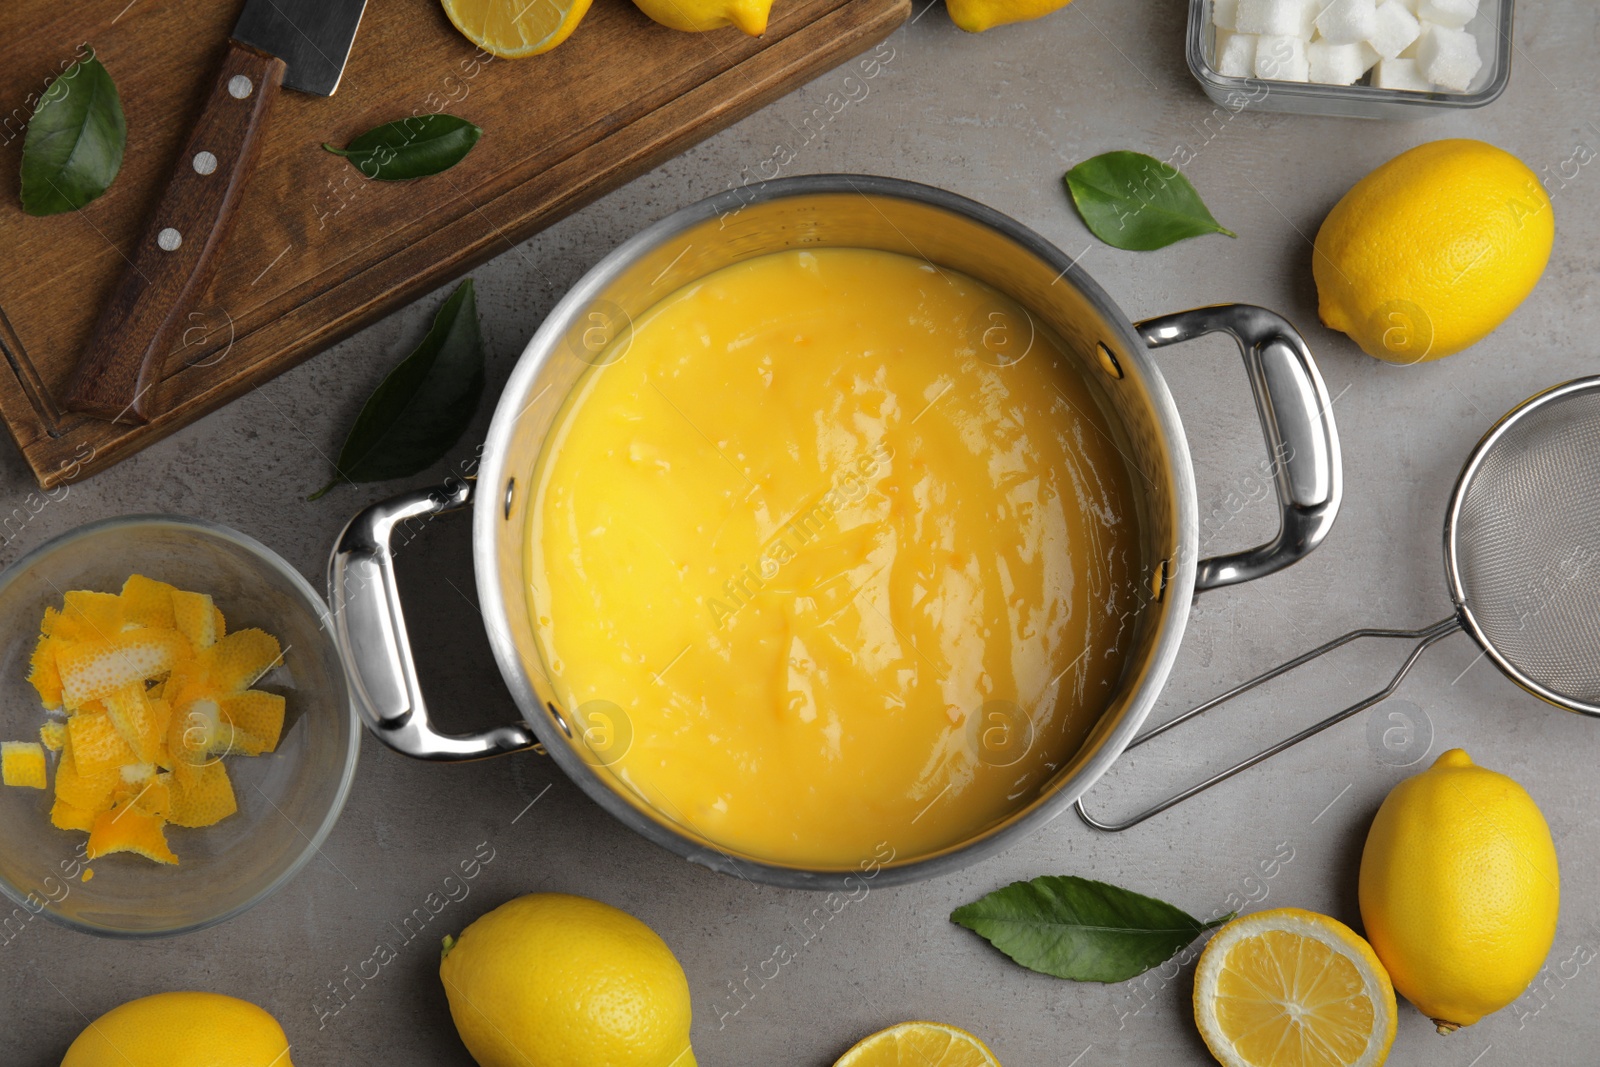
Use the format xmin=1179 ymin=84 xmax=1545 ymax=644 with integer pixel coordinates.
xmin=528 ymin=248 xmax=1138 ymax=867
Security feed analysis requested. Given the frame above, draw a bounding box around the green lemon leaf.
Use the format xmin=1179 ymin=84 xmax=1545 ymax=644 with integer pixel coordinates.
xmin=20 ymin=47 xmax=126 ymax=216
xmin=323 ymin=114 xmax=482 ymax=181
xmin=310 ymin=279 xmax=486 ymax=500
xmin=1064 ymin=150 xmax=1236 ymax=251
xmin=950 ymin=875 xmax=1231 ymax=982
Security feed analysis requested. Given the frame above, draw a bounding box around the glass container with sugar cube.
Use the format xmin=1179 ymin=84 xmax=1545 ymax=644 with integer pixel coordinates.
xmin=1190 ymin=0 xmax=1512 ymax=118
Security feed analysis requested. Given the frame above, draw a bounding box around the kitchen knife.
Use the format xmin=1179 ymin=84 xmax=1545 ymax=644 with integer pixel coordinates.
xmin=62 ymin=0 xmax=368 ymax=423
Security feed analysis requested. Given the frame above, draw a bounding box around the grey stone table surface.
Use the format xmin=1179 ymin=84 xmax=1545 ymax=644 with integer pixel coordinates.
xmin=5 ymin=0 xmax=1597 ymax=1063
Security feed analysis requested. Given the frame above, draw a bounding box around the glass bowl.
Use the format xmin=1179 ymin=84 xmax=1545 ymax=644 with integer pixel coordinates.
xmin=0 ymin=516 xmax=358 ymax=938
xmin=1186 ymin=0 xmax=1514 ymax=119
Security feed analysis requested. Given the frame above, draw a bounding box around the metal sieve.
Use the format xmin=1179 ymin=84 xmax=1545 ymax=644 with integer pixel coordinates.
xmin=1079 ymin=375 xmax=1600 ymax=832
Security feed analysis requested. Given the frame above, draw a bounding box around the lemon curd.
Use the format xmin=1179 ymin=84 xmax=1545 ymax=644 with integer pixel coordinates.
xmin=527 ymin=248 xmax=1138 ymax=867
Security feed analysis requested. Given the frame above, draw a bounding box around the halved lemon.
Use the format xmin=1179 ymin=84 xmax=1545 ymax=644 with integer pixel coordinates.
xmin=834 ymin=1021 xmax=1001 ymax=1067
xmin=1194 ymin=908 xmax=1397 ymax=1067
xmin=441 ymin=0 xmax=594 ymax=58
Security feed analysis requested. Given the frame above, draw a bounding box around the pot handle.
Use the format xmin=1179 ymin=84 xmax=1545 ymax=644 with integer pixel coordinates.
xmin=1074 ymin=306 xmax=1358 ymax=831
xmin=1138 ymin=304 xmax=1342 ymax=592
xmin=327 ymin=480 xmax=539 ymax=761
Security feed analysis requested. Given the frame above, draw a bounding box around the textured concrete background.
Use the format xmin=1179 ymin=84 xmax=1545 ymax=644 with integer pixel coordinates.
xmin=4 ymin=0 xmax=1597 ymax=1063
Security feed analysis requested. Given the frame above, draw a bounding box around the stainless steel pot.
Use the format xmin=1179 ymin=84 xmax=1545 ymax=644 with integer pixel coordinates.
xmin=328 ymin=175 xmax=1342 ymax=889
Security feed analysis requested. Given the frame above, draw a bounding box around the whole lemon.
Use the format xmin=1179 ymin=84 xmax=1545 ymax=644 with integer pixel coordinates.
xmin=946 ymin=0 xmax=1073 ymax=33
xmin=60 ymin=991 xmax=293 ymax=1067
xmin=631 ymin=0 xmax=771 ymax=35
xmin=440 ymin=893 xmax=696 ymax=1067
xmin=1359 ymin=748 xmax=1559 ymax=1033
xmin=1313 ymin=139 xmax=1553 ymax=364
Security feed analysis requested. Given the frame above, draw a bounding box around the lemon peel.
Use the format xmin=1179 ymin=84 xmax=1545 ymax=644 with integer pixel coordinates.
xmin=60 ymin=991 xmax=294 ymax=1067
xmin=1 ymin=741 xmax=47 ymax=789
xmin=946 ymin=0 xmax=1073 ymax=32
xmin=833 ymin=1021 xmax=1001 ymax=1067
xmin=1359 ymin=748 xmax=1559 ymax=1032
xmin=441 ymin=0 xmax=594 ymax=57
xmin=1313 ymin=139 xmax=1553 ymax=363
xmin=1194 ymin=907 xmax=1397 ymax=1067
xmin=19 ymin=577 xmax=288 ymax=866
xmin=441 ymin=894 xmax=697 ymax=1067
xmin=631 ymin=0 xmax=772 ymax=35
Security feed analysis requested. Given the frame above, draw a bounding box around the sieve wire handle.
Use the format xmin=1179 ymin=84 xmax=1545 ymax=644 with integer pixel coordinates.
xmin=1139 ymin=305 xmax=1343 ymax=591
xmin=1074 ymin=616 xmax=1462 ymax=832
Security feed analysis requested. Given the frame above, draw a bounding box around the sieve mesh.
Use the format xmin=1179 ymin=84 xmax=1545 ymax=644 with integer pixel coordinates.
xmin=1450 ymin=383 xmax=1600 ymax=708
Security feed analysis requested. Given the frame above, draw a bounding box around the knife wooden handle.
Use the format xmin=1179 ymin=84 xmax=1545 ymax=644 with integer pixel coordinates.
xmin=62 ymin=41 xmax=285 ymax=424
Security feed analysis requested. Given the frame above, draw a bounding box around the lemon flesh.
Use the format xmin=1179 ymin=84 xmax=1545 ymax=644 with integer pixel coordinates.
xmin=442 ymin=0 xmax=593 ymax=57
xmin=440 ymin=893 xmax=696 ymax=1067
xmin=833 ymin=1021 xmax=1002 ymax=1067
xmin=1194 ymin=908 xmax=1397 ymax=1067
xmin=1359 ymin=748 xmax=1559 ymax=1032
xmin=1312 ymin=139 xmax=1553 ymax=363
xmin=945 ymin=0 xmax=1073 ymax=32
xmin=60 ymin=991 xmax=293 ymax=1067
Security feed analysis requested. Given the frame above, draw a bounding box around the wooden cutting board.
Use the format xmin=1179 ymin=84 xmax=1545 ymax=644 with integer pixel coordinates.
xmin=0 ymin=0 xmax=907 ymax=488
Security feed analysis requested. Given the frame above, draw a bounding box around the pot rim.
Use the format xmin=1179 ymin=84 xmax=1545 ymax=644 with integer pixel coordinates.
xmin=473 ymin=174 xmax=1199 ymax=889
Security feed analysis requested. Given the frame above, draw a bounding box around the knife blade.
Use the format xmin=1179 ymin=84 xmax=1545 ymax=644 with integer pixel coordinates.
xmin=62 ymin=0 xmax=369 ymax=423
xmin=233 ymin=0 xmax=367 ymax=96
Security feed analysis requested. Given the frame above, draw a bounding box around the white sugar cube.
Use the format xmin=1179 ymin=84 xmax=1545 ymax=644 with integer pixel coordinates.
xmin=1416 ymin=23 xmax=1483 ymax=90
xmin=1374 ymin=55 xmax=1433 ymax=89
xmin=1308 ymin=39 xmax=1376 ymax=83
xmin=1368 ymin=1 xmax=1421 ymax=57
xmin=1417 ymin=0 xmax=1477 ymax=27
xmin=1315 ymin=0 xmax=1378 ymax=43
xmin=1297 ymin=0 xmax=1321 ymax=36
xmin=1237 ymin=0 xmax=1309 ymax=37
xmin=1256 ymin=34 xmax=1310 ymax=80
xmin=1213 ymin=0 xmax=1240 ymax=30
xmin=1216 ymin=30 xmax=1259 ymax=76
